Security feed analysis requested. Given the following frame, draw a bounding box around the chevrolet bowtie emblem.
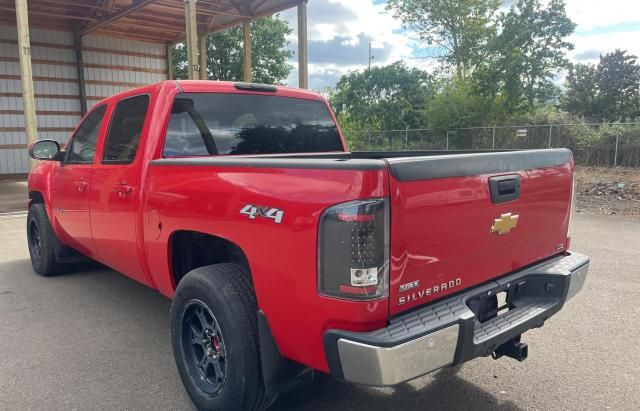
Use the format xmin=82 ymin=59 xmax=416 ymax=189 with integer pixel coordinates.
xmin=491 ymin=213 xmax=519 ymax=235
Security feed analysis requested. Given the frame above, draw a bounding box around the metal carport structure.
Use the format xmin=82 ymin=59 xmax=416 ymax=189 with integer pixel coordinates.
xmin=0 ymin=0 xmax=309 ymax=177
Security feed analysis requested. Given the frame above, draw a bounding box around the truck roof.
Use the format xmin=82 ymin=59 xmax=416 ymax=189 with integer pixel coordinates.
xmin=93 ymin=80 xmax=323 ymax=108
xmin=175 ymin=80 xmax=323 ymax=100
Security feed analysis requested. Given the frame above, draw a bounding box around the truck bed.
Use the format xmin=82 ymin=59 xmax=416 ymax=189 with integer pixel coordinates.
xmin=152 ymin=148 xmax=573 ymax=315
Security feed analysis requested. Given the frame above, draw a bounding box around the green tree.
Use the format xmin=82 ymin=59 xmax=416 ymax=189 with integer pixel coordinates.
xmin=426 ymin=78 xmax=489 ymax=131
xmin=562 ymin=50 xmax=640 ymax=121
xmin=493 ymin=0 xmax=575 ymax=112
xmin=596 ymin=49 xmax=640 ymax=121
xmin=329 ymin=62 xmax=434 ymax=132
xmin=386 ymin=0 xmax=500 ymax=79
xmin=562 ymin=63 xmax=598 ymax=118
xmin=172 ymin=15 xmax=293 ymax=84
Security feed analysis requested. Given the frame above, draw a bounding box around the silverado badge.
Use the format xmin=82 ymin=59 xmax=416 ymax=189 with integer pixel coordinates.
xmin=491 ymin=213 xmax=519 ymax=235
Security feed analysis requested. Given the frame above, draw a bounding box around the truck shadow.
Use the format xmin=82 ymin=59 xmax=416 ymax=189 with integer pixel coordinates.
xmin=0 ymin=257 xmax=521 ymax=411
xmin=272 ymin=370 xmax=523 ymax=411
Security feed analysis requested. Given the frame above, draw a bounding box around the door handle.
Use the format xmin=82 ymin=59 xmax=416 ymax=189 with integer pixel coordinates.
xmin=489 ymin=175 xmax=521 ymax=204
xmin=75 ymin=181 xmax=88 ymax=192
xmin=114 ymin=182 xmax=134 ymax=198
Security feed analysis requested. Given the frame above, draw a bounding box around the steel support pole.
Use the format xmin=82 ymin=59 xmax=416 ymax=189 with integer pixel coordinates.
xmin=548 ymin=124 xmax=552 ymax=148
xmin=198 ymin=33 xmax=207 ymax=80
xmin=492 ymin=126 xmax=496 ymax=149
xmin=446 ymin=130 xmax=449 ymax=150
xmin=405 ymin=126 xmax=409 ymax=149
xmin=183 ymin=0 xmax=199 ymax=80
xmin=243 ymin=21 xmax=252 ymax=82
xmin=614 ymin=134 xmax=619 ymax=167
xmin=73 ymin=36 xmax=87 ymax=116
xmin=15 ymin=0 xmax=38 ymax=169
xmin=297 ymin=0 xmax=308 ymax=89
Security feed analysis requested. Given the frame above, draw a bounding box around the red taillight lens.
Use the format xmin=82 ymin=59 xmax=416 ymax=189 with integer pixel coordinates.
xmin=318 ymin=198 xmax=389 ymax=301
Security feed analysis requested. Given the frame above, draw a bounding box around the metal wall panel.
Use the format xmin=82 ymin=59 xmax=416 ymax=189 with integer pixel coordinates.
xmin=1 ymin=26 xmax=168 ymax=176
xmin=82 ymin=34 xmax=167 ymax=101
xmin=0 ymin=25 xmax=79 ymax=175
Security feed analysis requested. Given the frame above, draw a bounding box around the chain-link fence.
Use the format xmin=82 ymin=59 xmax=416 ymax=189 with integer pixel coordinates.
xmin=342 ymin=123 xmax=640 ymax=167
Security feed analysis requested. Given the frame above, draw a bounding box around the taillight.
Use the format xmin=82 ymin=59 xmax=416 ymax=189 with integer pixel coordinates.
xmin=568 ymin=172 xmax=576 ymax=239
xmin=318 ymin=198 xmax=389 ymax=301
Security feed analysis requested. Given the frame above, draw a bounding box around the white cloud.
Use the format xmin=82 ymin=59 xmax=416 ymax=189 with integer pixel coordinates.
xmin=278 ymin=0 xmax=640 ymax=89
xmin=565 ymin=1 xmax=640 ymax=66
xmin=565 ymin=0 xmax=640 ymax=30
xmin=569 ymin=31 xmax=640 ymax=65
xmin=280 ymin=0 xmax=413 ymax=89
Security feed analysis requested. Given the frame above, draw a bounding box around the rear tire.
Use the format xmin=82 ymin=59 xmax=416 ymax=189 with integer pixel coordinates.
xmin=170 ymin=264 xmax=266 ymax=411
xmin=27 ymin=203 xmax=61 ymax=276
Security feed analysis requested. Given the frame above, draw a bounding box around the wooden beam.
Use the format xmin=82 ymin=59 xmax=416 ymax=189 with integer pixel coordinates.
xmin=82 ymin=46 xmax=166 ymax=59
xmin=167 ymin=44 xmax=174 ymax=80
xmin=102 ymin=21 xmax=185 ymax=34
xmin=297 ymin=0 xmax=308 ymax=89
xmin=206 ymin=0 xmax=299 ymax=33
xmin=0 ymin=6 xmax=96 ymax=21
xmin=0 ymin=92 xmax=80 ymax=99
xmin=156 ymin=1 xmax=250 ymax=18
xmin=198 ymin=33 xmax=208 ymax=80
xmin=14 ymin=0 xmax=38 ymax=169
xmin=184 ymin=0 xmax=200 ymax=80
xmin=0 ymin=173 xmax=29 ymax=181
xmin=0 ymin=144 xmax=28 ymax=150
xmin=0 ymin=38 xmax=74 ymax=50
xmin=0 ymin=110 xmax=82 ymax=116
xmin=253 ymin=0 xmax=270 ymax=13
xmin=243 ymin=21 xmax=252 ymax=82
xmin=89 ymin=29 xmax=172 ymax=44
xmin=78 ymin=0 xmax=158 ymax=36
xmin=73 ymin=36 xmax=88 ymax=116
xmin=36 ymin=0 xmax=117 ymax=13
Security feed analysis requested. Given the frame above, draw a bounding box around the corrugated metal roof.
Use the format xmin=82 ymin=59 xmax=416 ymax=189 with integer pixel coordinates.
xmin=0 ymin=0 xmax=300 ymax=43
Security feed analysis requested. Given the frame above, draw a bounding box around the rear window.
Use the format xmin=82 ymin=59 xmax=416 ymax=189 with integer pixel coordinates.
xmin=162 ymin=93 xmax=343 ymax=156
xmin=103 ymin=94 xmax=150 ymax=163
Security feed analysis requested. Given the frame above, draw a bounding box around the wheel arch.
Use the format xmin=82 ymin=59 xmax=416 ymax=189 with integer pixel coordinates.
xmin=168 ymin=230 xmax=252 ymax=290
xmin=167 ymin=232 xmax=310 ymax=403
xmin=28 ymin=190 xmax=45 ymax=205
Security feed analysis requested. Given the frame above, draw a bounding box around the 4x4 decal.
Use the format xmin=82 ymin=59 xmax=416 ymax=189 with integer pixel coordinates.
xmin=240 ymin=205 xmax=284 ymax=224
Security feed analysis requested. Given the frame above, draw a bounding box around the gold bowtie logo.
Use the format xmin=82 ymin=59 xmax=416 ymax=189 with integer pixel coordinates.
xmin=491 ymin=213 xmax=519 ymax=235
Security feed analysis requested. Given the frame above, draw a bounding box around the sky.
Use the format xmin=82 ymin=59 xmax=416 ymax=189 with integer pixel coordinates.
xmin=278 ymin=0 xmax=640 ymax=90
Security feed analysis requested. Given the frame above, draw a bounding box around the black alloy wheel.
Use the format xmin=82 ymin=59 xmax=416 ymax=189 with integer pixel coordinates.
xmin=181 ymin=299 xmax=227 ymax=396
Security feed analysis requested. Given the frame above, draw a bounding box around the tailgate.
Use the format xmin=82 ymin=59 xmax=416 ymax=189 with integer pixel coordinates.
xmin=386 ymin=149 xmax=573 ymax=315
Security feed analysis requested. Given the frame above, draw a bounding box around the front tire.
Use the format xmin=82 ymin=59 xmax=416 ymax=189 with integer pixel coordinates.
xmin=27 ymin=203 xmax=61 ymax=276
xmin=170 ymin=264 xmax=266 ymax=411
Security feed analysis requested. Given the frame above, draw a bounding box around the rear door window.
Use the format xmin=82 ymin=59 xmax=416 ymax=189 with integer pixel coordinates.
xmin=103 ymin=95 xmax=150 ymax=163
xmin=162 ymin=93 xmax=343 ymax=156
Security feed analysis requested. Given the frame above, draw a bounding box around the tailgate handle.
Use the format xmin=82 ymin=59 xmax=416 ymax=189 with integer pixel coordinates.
xmin=489 ymin=175 xmax=521 ymax=204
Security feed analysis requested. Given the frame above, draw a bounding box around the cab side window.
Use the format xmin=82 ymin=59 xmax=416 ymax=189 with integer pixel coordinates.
xmin=67 ymin=105 xmax=107 ymax=164
xmin=103 ymin=95 xmax=150 ymax=163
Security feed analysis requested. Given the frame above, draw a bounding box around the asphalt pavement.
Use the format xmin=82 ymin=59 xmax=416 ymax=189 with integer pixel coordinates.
xmin=0 ymin=180 xmax=28 ymax=214
xmin=0 ymin=213 xmax=638 ymax=410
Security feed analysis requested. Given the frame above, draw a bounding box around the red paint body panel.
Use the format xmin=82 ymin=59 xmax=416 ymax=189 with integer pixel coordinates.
xmin=26 ymin=80 xmax=575 ymax=374
xmin=388 ymin=165 xmax=573 ymax=315
xmin=143 ymin=165 xmax=389 ymax=371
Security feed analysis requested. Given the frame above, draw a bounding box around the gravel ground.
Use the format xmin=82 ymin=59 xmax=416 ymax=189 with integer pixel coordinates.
xmin=575 ymin=167 xmax=640 ymax=217
xmin=0 ymin=213 xmax=638 ymax=410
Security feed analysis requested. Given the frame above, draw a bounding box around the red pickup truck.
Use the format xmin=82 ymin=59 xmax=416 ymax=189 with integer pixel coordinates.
xmin=27 ymin=80 xmax=589 ymax=410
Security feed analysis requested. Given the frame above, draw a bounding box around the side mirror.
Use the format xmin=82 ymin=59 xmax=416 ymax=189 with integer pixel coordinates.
xmin=29 ymin=139 xmax=62 ymax=161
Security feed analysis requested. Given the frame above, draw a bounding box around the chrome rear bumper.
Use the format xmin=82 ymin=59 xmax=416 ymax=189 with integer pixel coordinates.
xmin=324 ymin=252 xmax=589 ymax=386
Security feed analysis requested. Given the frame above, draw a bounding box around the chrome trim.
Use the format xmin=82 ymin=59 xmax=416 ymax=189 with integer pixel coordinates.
xmin=332 ymin=253 xmax=589 ymax=387
xmin=566 ymin=263 xmax=589 ymax=301
xmin=337 ymin=325 xmax=459 ymax=386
